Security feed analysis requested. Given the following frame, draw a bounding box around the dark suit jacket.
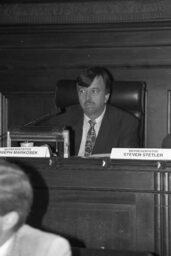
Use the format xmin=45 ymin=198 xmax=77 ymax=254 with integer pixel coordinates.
xmin=46 ymin=104 xmax=139 ymax=155
xmin=162 ymin=133 xmax=171 ymax=148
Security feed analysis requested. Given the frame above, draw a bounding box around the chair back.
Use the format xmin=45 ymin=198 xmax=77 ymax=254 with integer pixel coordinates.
xmin=55 ymin=80 xmax=146 ymax=147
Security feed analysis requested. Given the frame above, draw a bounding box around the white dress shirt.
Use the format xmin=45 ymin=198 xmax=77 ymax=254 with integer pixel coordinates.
xmin=78 ymin=106 xmax=106 ymax=157
xmin=0 ymin=235 xmax=15 ymax=256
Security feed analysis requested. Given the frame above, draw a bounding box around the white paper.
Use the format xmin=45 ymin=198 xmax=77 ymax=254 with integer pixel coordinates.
xmin=110 ymin=148 xmax=171 ymax=161
xmin=0 ymin=147 xmax=50 ymax=158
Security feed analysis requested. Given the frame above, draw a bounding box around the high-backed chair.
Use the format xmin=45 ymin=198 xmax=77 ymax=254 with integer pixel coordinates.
xmin=55 ymin=79 xmax=146 ymax=147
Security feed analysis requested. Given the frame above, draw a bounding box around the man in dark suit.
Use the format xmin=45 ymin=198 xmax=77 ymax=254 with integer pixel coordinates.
xmin=54 ymin=66 xmax=139 ymax=156
xmin=0 ymin=159 xmax=71 ymax=256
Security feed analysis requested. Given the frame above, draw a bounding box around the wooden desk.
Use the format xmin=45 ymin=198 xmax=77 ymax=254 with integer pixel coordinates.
xmin=72 ymin=247 xmax=152 ymax=256
xmin=8 ymin=157 xmax=171 ymax=256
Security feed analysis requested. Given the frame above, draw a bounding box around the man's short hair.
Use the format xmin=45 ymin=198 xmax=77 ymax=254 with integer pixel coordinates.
xmin=0 ymin=160 xmax=33 ymax=230
xmin=76 ymin=66 xmax=113 ymax=94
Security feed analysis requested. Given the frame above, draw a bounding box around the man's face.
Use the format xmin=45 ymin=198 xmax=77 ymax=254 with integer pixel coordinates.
xmin=77 ymin=75 xmax=110 ymax=120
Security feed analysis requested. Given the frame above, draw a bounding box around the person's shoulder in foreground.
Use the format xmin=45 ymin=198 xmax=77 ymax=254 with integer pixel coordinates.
xmin=15 ymin=224 xmax=71 ymax=256
xmin=0 ymin=159 xmax=71 ymax=256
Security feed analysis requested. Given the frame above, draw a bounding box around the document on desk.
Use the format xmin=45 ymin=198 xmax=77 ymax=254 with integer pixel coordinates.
xmin=0 ymin=147 xmax=50 ymax=158
xmin=110 ymin=148 xmax=171 ymax=161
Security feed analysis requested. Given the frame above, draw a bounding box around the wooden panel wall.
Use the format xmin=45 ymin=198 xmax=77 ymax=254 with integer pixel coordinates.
xmin=1 ymin=22 xmax=171 ymax=147
xmin=12 ymin=158 xmax=158 ymax=254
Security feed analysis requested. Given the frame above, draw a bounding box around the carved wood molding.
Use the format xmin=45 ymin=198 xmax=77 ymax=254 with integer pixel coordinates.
xmin=1 ymin=21 xmax=171 ymax=34
xmin=0 ymin=1 xmax=171 ymax=24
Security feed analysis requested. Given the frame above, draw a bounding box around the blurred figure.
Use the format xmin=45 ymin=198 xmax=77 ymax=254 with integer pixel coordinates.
xmin=0 ymin=159 xmax=71 ymax=256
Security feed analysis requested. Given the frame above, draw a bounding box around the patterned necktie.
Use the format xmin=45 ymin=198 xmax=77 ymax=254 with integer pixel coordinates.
xmin=84 ymin=120 xmax=96 ymax=157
